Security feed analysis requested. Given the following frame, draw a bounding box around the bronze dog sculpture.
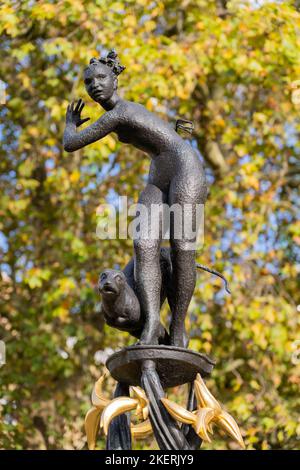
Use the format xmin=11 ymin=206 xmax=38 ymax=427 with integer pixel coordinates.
xmin=98 ymin=248 xmax=230 ymax=344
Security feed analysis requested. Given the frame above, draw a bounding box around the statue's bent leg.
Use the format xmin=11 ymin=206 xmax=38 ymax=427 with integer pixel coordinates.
xmin=134 ymin=183 xmax=165 ymax=345
xmin=168 ymin=173 xmax=206 ymax=348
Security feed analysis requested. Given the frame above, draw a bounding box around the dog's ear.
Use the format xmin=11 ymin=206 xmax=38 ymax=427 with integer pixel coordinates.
xmin=118 ymin=271 xmax=126 ymax=281
xmin=97 ymin=271 xmax=105 ymax=293
xmin=98 ymin=271 xmax=107 ymax=282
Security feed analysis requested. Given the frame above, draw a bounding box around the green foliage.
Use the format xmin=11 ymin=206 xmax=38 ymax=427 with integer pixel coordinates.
xmin=0 ymin=0 xmax=299 ymax=450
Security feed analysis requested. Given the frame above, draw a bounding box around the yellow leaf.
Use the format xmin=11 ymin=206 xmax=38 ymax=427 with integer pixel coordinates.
xmin=70 ymin=170 xmax=80 ymax=183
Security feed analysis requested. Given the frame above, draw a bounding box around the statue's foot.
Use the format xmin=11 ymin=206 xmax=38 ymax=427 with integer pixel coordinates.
xmin=172 ymin=339 xmax=187 ymax=348
xmin=138 ymin=321 xmax=160 ymax=345
xmin=170 ymin=330 xmax=189 ymax=349
xmin=134 ymin=338 xmax=157 ymax=346
xmin=138 ymin=338 xmax=159 ymax=346
xmin=138 ymin=332 xmax=159 ymax=346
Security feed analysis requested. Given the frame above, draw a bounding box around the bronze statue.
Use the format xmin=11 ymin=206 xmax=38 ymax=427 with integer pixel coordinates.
xmin=64 ymin=50 xmax=244 ymax=451
xmin=63 ymin=50 xmax=207 ymax=348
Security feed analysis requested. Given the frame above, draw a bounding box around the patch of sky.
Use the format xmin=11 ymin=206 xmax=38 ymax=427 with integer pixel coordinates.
xmin=249 ymin=0 xmax=284 ymax=9
xmin=214 ymin=289 xmax=227 ymax=305
xmin=96 ymin=153 xmax=120 ymax=179
xmin=45 ymin=158 xmax=55 ymax=170
xmin=70 ymin=304 xmax=81 ymax=315
xmin=268 ymin=211 xmax=278 ymax=227
xmin=209 ymin=245 xmax=220 ymax=264
xmin=191 ymin=138 xmax=206 ymax=165
xmin=284 ymin=122 xmax=299 ymax=147
xmin=1 ymin=170 xmax=17 ymax=184
xmin=264 ymin=262 xmax=279 ymax=274
xmin=106 ymin=188 xmax=120 ymax=207
xmin=220 ymin=229 xmax=241 ymax=252
xmin=254 ymin=232 xmax=275 ymax=254
xmin=239 ymin=154 xmax=251 ymax=164
xmin=81 ymin=180 xmax=96 ymax=194
xmin=15 ymin=271 xmax=23 ymax=283
xmin=142 ymin=171 xmax=148 ymax=183
xmin=226 ymin=203 xmax=243 ymax=221
xmin=205 ymin=166 xmax=215 ymax=186
xmin=260 ymin=179 xmax=271 ymax=192
xmin=15 ymin=255 xmax=33 ymax=271
xmin=249 ymin=125 xmax=257 ymax=137
xmin=139 ymin=14 xmax=152 ymax=26
xmin=278 ymin=210 xmax=293 ymax=223
xmin=0 ymin=263 xmax=12 ymax=276
xmin=235 ymin=83 xmax=247 ymax=100
xmin=15 ymin=56 xmax=30 ymax=70
xmin=0 ymin=232 xmax=8 ymax=253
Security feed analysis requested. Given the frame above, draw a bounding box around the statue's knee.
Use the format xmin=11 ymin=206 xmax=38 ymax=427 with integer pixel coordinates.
xmin=171 ymin=237 xmax=198 ymax=252
xmin=134 ymin=238 xmax=160 ymax=260
xmin=171 ymin=245 xmax=195 ymax=263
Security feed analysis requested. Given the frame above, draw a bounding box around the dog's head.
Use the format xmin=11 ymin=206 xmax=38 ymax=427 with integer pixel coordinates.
xmin=98 ymin=269 xmax=126 ymax=298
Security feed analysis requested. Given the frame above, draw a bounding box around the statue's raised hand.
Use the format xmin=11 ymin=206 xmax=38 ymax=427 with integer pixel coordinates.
xmin=66 ymin=99 xmax=90 ymax=127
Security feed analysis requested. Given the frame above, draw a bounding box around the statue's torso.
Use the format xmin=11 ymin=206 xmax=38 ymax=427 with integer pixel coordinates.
xmin=114 ymin=100 xmax=205 ymax=192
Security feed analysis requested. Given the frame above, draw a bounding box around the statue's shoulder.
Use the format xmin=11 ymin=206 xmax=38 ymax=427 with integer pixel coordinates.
xmin=114 ymin=99 xmax=132 ymax=117
xmin=115 ymin=99 xmax=148 ymax=124
xmin=119 ymin=99 xmax=147 ymax=113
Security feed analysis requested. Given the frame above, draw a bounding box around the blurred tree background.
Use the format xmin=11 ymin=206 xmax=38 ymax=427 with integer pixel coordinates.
xmin=0 ymin=0 xmax=299 ymax=450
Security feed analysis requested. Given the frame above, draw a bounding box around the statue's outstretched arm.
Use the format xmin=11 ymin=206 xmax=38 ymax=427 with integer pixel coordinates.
xmin=63 ymin=99 xmax=118 ymax=152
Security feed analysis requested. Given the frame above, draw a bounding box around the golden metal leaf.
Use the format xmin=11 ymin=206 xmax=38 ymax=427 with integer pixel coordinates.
xmin=194 ymin=373 xmax=222 ymax=412
xmin=161 ymin=397 xmax=196 ymax=425
xmin=84 ymin=406 xmax=102 ymax=450
xmin=215 ymin=409 xmax=246 ymax=449
xmin=100 ymin=397 xmax=139 ymax=435
xmin=130 ymin=386 xmax=149 ymax=420
xmin=194 ymin=408 xmax=215 ymax=442
xmin=194 ymin=374 xmax=245 ymax=449
xmin=207 ymin=421 xmax=214 ymax=434
xmin=142 ymin=405 xmax=149 ymax=421
xmin=130 ymin=386 xmax=148 ymax=407
xmin=85 ymin=371 xmax=245 ymax=449
xmin=161 ymin=373 xmax=245 ymax=449
xmin=86 ymin=372 xmax=152 ymax=446
xmin=91 ymin=372 xmax=110 ymax=409
xmin=131 ymin=419 xmax=153 ymax=439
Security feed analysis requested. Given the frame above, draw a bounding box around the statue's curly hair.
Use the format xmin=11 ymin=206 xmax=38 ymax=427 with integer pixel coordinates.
xmin=89 ymin=49 xmax=125 ymax=76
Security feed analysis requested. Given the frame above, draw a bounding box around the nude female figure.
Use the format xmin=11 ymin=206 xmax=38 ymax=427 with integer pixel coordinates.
xmin=63 ymin=50 xmax=207 ymax=348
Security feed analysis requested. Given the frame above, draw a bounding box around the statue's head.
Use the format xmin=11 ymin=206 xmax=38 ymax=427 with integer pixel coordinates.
xmin=84 ymin=49 xmax=125 ymax=104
